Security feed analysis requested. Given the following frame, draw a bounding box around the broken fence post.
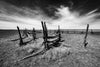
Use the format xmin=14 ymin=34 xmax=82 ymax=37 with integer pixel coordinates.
xmin=17 ymin=26 xmax=24 ymax=46
xmin=84 ymin=24 xmax=89 ymax=48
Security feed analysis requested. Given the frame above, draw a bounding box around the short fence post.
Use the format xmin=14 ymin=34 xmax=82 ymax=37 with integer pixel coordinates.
xmin=32 ymin=28 xmax=36 ymax=41
xmin=84 ymin=24 xmax=89 ymax=48
xmin=91 ymin=29 xmax=94 ymax=34
xmin=23 ymin=28 xmax=28 ymax=37
xmin=58 ymin=26 xmax=61 ymax=41
xmin=17 ymin=26 xmax=24 ymax=46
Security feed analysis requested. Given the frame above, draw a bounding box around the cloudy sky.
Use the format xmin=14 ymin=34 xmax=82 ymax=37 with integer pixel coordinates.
xmin=0 ymin=0 xmax=100 ymax=29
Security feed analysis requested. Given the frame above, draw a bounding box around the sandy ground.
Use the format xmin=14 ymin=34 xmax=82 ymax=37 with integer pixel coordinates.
xmin=0 ymin=33 xmax=100 ymax=67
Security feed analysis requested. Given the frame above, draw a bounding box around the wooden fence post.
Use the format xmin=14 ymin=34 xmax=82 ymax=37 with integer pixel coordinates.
xmin=44 ymin=22 xmax=48 ymax=37
xmin=43 ymin=22 xmax=49 ymax=49
xmin=84 ymin=24 xmax=89 ymax=48
xmin=91 ymin=29 xmax=94 ymax=34
xmin=17 ymin=26 xmax=24 ymax=46
xmin=41 ymin=21 xmax=45 ymax=40
xmin=32 ymin=28 xmax=36 ymax=40
xmin=41 ymin=21 xmax=49 ymax=49
xmin=23 ymin=28 xmax=28 ymax=37
xmin=58 ymin=26 xmax=61 ymax=41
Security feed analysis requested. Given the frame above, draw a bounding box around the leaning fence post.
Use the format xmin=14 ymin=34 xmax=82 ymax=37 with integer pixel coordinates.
xmin=83 ymin=24 xmax=89 ymax=48
xmin=17 ymin=26 xmax=24 ymax=46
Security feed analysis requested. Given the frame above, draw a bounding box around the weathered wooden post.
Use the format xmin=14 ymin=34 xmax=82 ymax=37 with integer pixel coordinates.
xmin=17 ymin=26 xmax=24 ymax=46
xmin=41 ymin=21 xmax=45 ymax=40
xmin=41 ymin=21 xmax=49 ymax=49
xmin=44 ymin=22 xmax=48 ymax=37
xmin=83 ymin=24 xmax=89 ymax=48
xmin=43 ymin=22 xmax=49 ymax=49
xmin=91 ymin=29 xmax=94 ymax=34
xmin=58 ymin=26 xmax=61 ymax=41
xmin=23 ymin=28 xmax=28 ymax=37
xmin=32 ymin=28 xmax=36 ymax=41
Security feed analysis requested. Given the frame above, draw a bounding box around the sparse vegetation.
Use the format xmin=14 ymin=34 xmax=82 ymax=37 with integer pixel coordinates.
xmin=0 ymin=23 xmax=100 ymax=67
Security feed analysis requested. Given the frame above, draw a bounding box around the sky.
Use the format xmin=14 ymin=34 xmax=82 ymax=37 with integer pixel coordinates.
xmin=0 ymin=0 xmax=100 ymax=29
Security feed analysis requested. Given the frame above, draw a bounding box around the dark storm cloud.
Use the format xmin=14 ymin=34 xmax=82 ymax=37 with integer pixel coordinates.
xmin=0 ymin=0 xmax=100 ymax=29
xmin=0 ymin=1 xmax=43 ymax=17
xmin=1 ymin=0 xmax=71 ymax=18
xmin=2 ymin=0 xmax=100 ymax=18
xmin=0 ymin=0 xmax=100 ymax=26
